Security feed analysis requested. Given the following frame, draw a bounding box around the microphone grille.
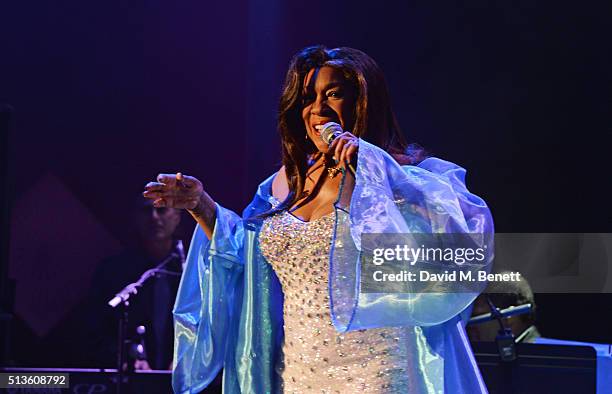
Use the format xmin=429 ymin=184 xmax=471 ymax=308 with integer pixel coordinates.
xmin=320 ymin=122 xmax=342 ymax=145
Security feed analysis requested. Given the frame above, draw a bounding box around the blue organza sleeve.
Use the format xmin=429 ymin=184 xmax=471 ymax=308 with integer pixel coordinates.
xmin=329 ymin=139 xmax=494 ymax=332
xmin=172 ymin=204 xmax=245 ymax=394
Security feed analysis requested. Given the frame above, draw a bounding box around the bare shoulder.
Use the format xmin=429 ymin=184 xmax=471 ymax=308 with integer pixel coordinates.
xmin=272 ymin=165 xmax=289 ymax=201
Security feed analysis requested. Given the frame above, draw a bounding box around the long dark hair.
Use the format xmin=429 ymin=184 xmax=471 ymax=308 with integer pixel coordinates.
xmin=273 ymin=45 xmax=425 ymax=214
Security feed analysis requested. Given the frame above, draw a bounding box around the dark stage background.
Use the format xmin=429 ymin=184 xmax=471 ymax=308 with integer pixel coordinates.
xmin=0 ymin=1 xmax=610 ymax=367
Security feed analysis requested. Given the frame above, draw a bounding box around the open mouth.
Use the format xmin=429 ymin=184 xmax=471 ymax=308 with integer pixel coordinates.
xmin=312 ymin=121 xmax=336 ymax=136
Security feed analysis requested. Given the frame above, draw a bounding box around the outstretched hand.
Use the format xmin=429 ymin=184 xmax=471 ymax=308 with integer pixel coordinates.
xmin=143 ymin=173 xmax=204 ymax=210
xmin=144 ymin=172 xmax=217 ymax=239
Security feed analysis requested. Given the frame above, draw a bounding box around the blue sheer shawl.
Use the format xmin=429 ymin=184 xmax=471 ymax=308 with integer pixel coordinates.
xmin=172 ymin=140 xmax=494 ymax=393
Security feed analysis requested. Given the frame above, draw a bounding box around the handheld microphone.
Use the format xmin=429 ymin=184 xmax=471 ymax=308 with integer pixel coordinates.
xmin=318 ymin=122 xmax=356 ymax=175
xmin=319 ymin=122 xmax=344 ymax=145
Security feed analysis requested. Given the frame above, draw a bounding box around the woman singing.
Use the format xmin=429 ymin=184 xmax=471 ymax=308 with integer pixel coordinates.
xmin=144 ymin=45 xmax=494 ymax=393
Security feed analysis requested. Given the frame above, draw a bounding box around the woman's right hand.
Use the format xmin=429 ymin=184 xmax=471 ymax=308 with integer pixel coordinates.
xmin=143 ymin=173 xmax=203 ymax=210
xmin=143 ymin=173 xmax=217 ymax=239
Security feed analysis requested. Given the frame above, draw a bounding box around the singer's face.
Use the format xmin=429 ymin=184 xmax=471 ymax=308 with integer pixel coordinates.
xmin=301 ymin=66 xmax=356 ymax=153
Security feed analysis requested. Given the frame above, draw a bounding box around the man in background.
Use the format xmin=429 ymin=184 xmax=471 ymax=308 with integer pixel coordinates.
xmin=85 ymin=196 xmax=183 ymax=370
xmin=467 ymin=272 xmax=541 ymax=343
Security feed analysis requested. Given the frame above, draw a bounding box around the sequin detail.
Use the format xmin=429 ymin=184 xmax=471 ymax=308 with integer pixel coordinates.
xmin=259 ymin=211 xmax=409 ymax=393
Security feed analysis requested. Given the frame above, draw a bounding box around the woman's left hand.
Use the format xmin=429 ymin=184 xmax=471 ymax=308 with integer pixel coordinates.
xmin=328 ymin=131 xmax=359 ymax=168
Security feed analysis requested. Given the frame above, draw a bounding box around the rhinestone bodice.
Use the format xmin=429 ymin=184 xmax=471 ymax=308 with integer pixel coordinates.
xmin=259 ymin=210 xmax=410 ymax=393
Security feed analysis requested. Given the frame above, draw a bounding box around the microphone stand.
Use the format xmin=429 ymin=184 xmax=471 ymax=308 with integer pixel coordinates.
xmin=467 ymin=298 xmax=534 ymax=394
xmin=467 ymin=303 xmax=533 ymax=328
xmin=468 ymin=297 xmax=534 ymax=363
xmin=485 ymin=296 xmax=518 ymax=363
xmin=107 ymin=252 xmax=182 ymax=394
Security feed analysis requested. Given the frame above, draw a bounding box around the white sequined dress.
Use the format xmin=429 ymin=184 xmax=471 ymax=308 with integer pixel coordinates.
xmin=259 ymin=210 xmax=410 ymax=394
